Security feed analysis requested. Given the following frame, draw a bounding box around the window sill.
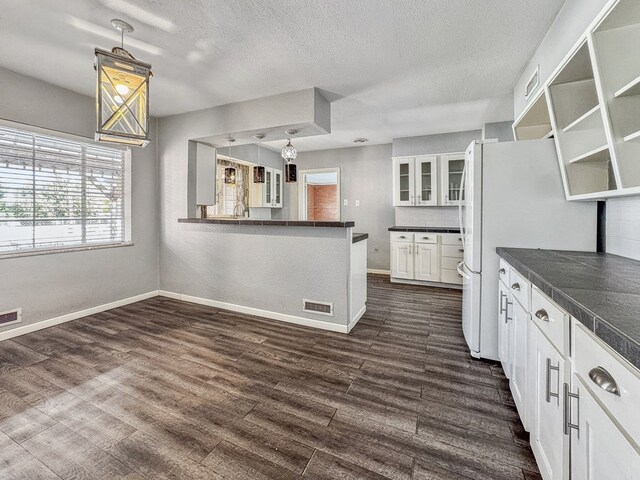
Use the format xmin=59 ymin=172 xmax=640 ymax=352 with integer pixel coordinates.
xmin=0 ymin=242 xmax=134 ymax=260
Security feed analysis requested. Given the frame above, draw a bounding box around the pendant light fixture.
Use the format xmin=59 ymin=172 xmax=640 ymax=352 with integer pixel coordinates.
xmin=282 ymin=129 xmax=298 ymax=183
xmin=95 ymin=19 xmax=152 ymax=147
xmin=224 ymin=136 xmax=236 ymax=184
xmin=253 ymin=134 xmax=266 ymax=183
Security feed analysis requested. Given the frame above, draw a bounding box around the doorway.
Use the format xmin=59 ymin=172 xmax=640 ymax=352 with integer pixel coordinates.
xmin=298 ymin=168 xmax=340 ymax=221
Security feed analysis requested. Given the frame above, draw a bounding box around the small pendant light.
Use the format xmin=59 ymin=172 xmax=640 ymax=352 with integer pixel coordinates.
xmin=285 ymin=163 xmax=297 ymax=183
xmin=253 ymin=133 xmax=265 ymax=183
xmin=224 ymin=136 xmax=236 ymax=184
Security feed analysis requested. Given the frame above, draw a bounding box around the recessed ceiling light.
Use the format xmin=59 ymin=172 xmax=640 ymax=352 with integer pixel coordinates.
xmin=353 ymin=138 xmax=368 ymax=144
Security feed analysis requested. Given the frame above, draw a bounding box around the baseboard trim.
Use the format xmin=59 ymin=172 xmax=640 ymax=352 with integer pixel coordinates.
xmin=158 ymin=290 xmax=349 ymax=333
xmin=390 ymin=278 xmax=462 ymax=290
xmin=0 ymin=291 xmax=159 ymax=342
xmin=347 ymin=305 xmax=367 ymax=333
xmin=367 ymin=269 xmax=391 ymax=275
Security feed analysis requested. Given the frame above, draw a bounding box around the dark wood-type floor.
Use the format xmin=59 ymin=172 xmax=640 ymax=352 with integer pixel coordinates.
xmin=0 ymin=275 xmax=539 ymax=480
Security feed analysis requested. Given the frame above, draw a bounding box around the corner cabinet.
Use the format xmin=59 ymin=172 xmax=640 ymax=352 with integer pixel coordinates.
xmin=512 ymin=0 xmax=640 ymax=200
xmin=249 ymin=167 xmax=283 ymax=208
xmin=392 ymin=154 xmax=463 ymax=207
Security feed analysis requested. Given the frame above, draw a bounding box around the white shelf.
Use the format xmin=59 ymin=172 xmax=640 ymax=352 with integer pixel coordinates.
xmin=568 ymin=145 xmax=609 ymax=164
xmin=623 ymin=129 xmax=640 ymax=142
xmin=615 ymin=75 xmax=640 ymax=98
xmin=562 ymin=105 xmax=601 ymax=133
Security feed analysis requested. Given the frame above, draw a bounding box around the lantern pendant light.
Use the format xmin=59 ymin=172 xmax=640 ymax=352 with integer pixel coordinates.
xmin=224 ymin=136 xmax=236 ymax=184
xmin=253 ymin=134 xmax=266 ymax=184
xmin=282 ymin=129 xmax=298 ymax=183
xmin=95 ymin=19 xmax=152 ymax=147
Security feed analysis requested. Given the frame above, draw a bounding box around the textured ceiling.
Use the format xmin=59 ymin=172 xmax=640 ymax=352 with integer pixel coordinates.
xmin=0 ymin=0 xmax=565 ymax=150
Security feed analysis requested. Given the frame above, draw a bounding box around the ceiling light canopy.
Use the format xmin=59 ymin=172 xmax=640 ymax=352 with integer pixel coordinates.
xmin=95 ymin=19 xmax=152 ymax=147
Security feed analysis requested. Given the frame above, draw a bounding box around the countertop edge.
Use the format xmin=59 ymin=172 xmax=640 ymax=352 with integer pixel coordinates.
xmin=179 ymin=218 xmax=356 ymax=228
xmin=352 ymin=233 xmax=368 ymax=244
xmin=388 ymin=226 xmax=461 ymax=233
xmin=496 ymin=247 xmax=640 ymax=371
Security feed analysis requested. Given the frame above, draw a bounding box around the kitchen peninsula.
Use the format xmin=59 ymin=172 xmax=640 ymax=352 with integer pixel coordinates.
xmin=170 ymin=218 xmax=367 ymax=332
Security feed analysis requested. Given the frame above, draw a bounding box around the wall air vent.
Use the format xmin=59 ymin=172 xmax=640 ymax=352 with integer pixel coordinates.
xmin=303 ymin=299 xmax=333 ymax=317
xmin=0 ymin=308 xmax=21 ymax=327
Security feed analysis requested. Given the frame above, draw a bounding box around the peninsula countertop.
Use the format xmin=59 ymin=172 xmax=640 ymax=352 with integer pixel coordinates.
xmin=497 ymin=247 xmax=640 ymax=369
xmin=388 ymin=226 xmax=461 ymax=233
xmin=179 ymin=218 xmax=355 ymax=227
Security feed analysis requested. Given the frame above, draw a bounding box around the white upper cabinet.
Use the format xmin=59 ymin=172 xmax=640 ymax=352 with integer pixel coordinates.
xmin=514 ymin=0 xmax=640 ymax=200
xmin=393 ymin=154 xmax=461 ymax=207
xmin=249 ymin=167 xmax=283 ymax=208
xmin=440 ymin=153 xmax=465 ymax=206
xmin=273 ymin=168 xmax=283 ymax=208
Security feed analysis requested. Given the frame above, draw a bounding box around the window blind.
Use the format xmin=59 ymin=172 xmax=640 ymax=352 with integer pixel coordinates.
xmin=0 ymin=125 xmax=127 ymax=254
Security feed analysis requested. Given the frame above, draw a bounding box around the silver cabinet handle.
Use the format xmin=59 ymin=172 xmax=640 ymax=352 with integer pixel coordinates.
xmin=499 ymin=268 xmax=506 ymax=275
xmin=409 ymin=244 xmax=413 ymax=255
xmin=535 ymin=309 xmax=549 ymax=322
xmin=505 ymin=300 xmax=513 ymax=323
xmin=417 ymin=195 xmax=421 ymax=203
xmin=416 ymin=245 xmax=420 ymax=255
xmin=422 ymin=236 xmax=430 ymax=240
xmin=511 ymin=283 xmax=521 ymax=291
xmin=563 ymin=383 xmax=580 ymax=436
xmin=499 ymin=291 xmax=507 ymax=314
xmin=458 ymin=249 xmax=464 ymax=253
xmin=588 ymin=367 xmax=620 ymax=396
xmin=546 ymin=358 xmax=560 ymax=403
xmin=458 ymin=237 xmax=462 ymax=241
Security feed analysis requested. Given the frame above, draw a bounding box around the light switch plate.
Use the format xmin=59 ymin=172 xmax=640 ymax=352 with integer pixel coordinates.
xmin=343 ymin=199 xmax=349 ymax=206
xmin=355 ymin=200 xmax=360 ymax=207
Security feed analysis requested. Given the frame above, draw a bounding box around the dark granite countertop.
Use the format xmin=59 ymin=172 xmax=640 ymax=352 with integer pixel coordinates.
xmin=497 ymin=248 xmax=640 ymax=370
xmin=179 ymin=218 xmax=355 ymax=227
xmin=352 ymin=233 xmax=368 ymax=244
xmin=388 ymin=226 xmax=461 ymax=233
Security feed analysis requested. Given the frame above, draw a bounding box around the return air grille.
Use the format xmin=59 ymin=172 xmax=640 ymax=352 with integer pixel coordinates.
xmin=0 ymin=309 xmax=21 ymax=327
xmin=303 ymin=299 xmax=333 ymax=317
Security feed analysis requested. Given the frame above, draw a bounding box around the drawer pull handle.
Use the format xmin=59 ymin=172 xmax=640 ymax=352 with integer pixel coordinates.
xmin=499 ymin=291 xmax=506 ymax=314
xmin=511 ymin=283 xmax=521 ymax=291
xmin=399 ymin=236 xmax=406 ymax=239
xmin=563 ymin=383 xmax=580 ymax=436
xmin=545 ymin=358 xmax=560 ymax=403
xmin=458 ymin=237 xmax=462 ymax=241
xmin=535 ymin=309 xmax=549 ymax=322
xmin=423 ymin=237 xmax=430 ymax=240
xmin=499 ymin=268 xmax=506 ymax=275
xmin=505 ymin=300 xmax=513 ymax=323
xmin=458 ymin=249 xmax=464 ymax=253
xmin=588 ymin=367 xmax=620 ymax=396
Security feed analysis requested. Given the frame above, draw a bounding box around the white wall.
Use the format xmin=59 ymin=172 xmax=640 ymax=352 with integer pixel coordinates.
xmin=392 ymin=130 xmax=481 ymax=157
xmin=0 ymin=66 xmax=159 ymax=333
xmin=607 ymin=198 xmax=640 ymax=261
xmin=288 ymin=144 xmax=395 ymax=271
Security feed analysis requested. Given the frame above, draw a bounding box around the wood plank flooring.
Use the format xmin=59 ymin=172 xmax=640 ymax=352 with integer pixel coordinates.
xmin=0 ymin=274 xmax=539 ymax=479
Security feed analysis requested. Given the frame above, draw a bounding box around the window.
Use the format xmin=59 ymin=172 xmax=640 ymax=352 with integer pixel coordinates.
xmin=0 ymin=125 xmax=129 ymax=255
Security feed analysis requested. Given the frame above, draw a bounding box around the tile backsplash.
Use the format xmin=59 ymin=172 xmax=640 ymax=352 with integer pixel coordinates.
xmin=395 ymin=207 xmax=459 ymax=228
xmin=607 ymin=197 xmax=640 ymax=261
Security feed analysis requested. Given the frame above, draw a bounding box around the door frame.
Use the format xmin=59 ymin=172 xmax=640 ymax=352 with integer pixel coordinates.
xmin=298 ymin=167 xmax=341 ymax=221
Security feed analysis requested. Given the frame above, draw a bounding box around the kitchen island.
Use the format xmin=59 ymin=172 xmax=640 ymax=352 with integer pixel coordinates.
xmin=168 ymin=218 xmax=367 ymax=332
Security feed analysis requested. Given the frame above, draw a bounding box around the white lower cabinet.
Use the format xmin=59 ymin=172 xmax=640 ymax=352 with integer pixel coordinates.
xmin=498 ymin=259 xmax=640 ymax=480
xmin=390 ymin=242 xmax=413 ymax=279
xmin=531 ymin=326 xmax=569 ymax=480
xmin=510 ymin=296 xmax=530 ymax=428
xmin=414 ymin=243 xmax=439 ymax=282
xmin=570 ymin=374 xmax=640 ymax=480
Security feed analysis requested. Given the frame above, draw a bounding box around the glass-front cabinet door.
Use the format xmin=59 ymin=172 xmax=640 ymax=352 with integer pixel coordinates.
xmin=273 ymin=169 xmax=283 ymax=208
xmin=264 ymin=168 xmax=272 ymax=206
xmin=440 ymin=153 xmax=465 ymax=206
xmin=415 ymin=156 xmax=438 ymax=206
xmin=393 ymin=158 xmax=415 ymax=206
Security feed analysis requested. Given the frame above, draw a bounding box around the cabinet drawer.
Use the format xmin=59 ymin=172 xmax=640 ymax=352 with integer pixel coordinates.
xmin=441 ymin=245 xmax=464 ymax=258
xmin=390 ymin=232 xmax=414 ymax=243
xmin=414 ymin=233 xmax=438 ymax=244
xmin=441 ymin=233 xmax=463 ymax=246
xmin=509 ymin=268 xmax=530 ymax=309
xmin=573 ymin=320 xmax=640 ymax=444
xmin=441 ymin=268 xmax=463 ymax=285
xmin=441 ymin=256 xmax=462 ymax=270
xmin=499 ymin=259 xmax=510 ymax=284
xmin=531 ymin=287 xmax=569 ymax=356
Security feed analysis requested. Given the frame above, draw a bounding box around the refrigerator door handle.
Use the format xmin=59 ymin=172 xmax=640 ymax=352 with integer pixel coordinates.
xmin=458 ymin=161 xmax=467 ymax=248
xmin=457 ymin=261 xmax=470 ymax=280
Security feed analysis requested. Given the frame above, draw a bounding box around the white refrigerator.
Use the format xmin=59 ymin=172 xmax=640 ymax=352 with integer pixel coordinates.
xmin=456 ymin=139 xmax=597 ymax=361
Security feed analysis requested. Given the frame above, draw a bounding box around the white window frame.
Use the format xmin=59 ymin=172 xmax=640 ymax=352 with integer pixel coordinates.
xmin=0 ymin=119 xmax=132 ymax=259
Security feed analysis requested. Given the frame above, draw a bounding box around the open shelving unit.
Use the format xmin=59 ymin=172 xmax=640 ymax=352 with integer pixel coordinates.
xmin=513 ymin=90 xmax=553 ymax=140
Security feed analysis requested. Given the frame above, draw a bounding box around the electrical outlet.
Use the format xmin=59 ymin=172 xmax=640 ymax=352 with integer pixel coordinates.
xmin=355 ymin=200 xmax=360 ymax=207
xmin=343 ymin=199 xmax=349 ymax=206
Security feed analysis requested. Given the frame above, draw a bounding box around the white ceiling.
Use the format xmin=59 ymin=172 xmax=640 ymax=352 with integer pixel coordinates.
xmin=0 ymin=0 xmax=565 ymax=151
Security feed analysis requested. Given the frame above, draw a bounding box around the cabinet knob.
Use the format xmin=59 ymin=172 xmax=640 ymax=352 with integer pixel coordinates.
xmin=458 ymin=248 xmax=464 ymax=253
xmin=499 ymin=268 xmax=506 ymax=274
xmin=535 ymin=309 xmax=549 ymax=322
xmin=588 ymin=366 xmax=620 ymax=396
xmin=511 ymin=283 xmax=521 ymax=291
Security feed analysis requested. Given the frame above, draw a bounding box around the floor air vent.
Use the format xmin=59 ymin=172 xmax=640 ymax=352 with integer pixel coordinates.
xmin=0 ymin=309 xmax=21 ymax=327
xmin=303 ymin=299 xmax=333 ymax=317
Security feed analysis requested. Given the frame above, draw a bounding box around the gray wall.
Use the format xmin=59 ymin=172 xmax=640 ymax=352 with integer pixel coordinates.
xmin=0 ymin=66 xmax=159 ymax=333
xmin=158 ymin=110 xmax=351 ymax=324
xmin=289 ymin=144 xmax=395 ymax=271
xmin=392 ymin=130 xmax=482 ymax=157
